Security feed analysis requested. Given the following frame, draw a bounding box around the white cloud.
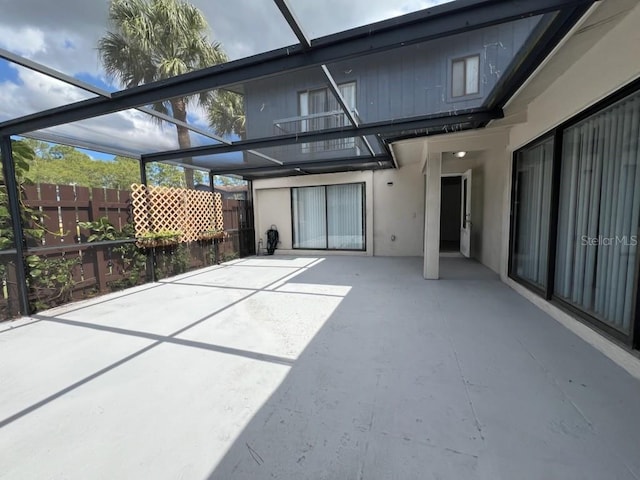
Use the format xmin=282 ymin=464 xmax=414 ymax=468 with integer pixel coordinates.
xmin=40 ymin=109 xmax=183 ymax=156
xmin=0 ymin=64 xmax=186 ymax=155
xmin=0 ymin=66 xmax=94 ymax=122
xmin=0 ymin=25 xmax=47 ymax=57
xmin=281 ymin=0 xmax=455 ymax=38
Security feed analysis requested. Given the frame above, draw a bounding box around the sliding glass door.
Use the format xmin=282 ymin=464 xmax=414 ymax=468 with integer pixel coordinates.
xmin=292 ymin=186 xmax=327 ymax=249
xmin=555 ymin=91 xmax=640 ymax=333
xmin=510 ymin=84 xmax=640 ymax=342
xmin=292 ymin=183 xmax=365 ymax=250
xmin=327 ymin=184 xmax=364 ymax=249
xmin=511 ymin=137 xmax=554 ymax=289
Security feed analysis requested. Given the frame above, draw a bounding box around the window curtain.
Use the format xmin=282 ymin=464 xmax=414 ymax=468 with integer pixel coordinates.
xmin=465 ymin=56 xmax=479 ymax=95
xmin=452 ymin=60 xmax=465 ymax=97
xmin=298 ymin=83 xmax=357 ymax=152
xmin=327 ymin=83 xmax=356 ymax=149
xmin=292 ymin=184 xmax=364 ymax=250
xmin=327 ymin=184 xmax=364 ymax=250
xmin=555 ymin=91 xmax=640 ymax=332
xmin=292 ymin=186 xmax=327 ymax=249
xmin=512 ymin=138 xmax=553 ymax=288
xmin=309 ymin=89 xmax=328 ymax=136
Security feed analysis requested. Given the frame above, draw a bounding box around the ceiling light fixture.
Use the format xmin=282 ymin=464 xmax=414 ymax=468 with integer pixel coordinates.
xmin=454 ymin=151 xmax=467 ymax=158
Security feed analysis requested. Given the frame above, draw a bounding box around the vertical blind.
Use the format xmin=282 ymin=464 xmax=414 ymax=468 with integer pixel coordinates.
xmin=512 ymin=138 xmax=554 ymax=288
xmin=292 ymin=183 xmax=364 ymax=250
xmin=292 ymin=186 xmax=326 ymax=249
xmin=555 ymin=91 xmax=640 ymax=333
xmin=327 ymin=184 xmax=364 ymax=250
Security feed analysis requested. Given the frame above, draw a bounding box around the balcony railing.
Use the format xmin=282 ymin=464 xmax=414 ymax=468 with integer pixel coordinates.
xmin=273 ymin=110 xmax=364 ymax=154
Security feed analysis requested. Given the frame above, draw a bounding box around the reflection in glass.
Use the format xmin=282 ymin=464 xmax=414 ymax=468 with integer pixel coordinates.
xmin=555 ymin=90 xmax=640 ymax=332
xmin=511 ymin=137 xmax=553 ymax=288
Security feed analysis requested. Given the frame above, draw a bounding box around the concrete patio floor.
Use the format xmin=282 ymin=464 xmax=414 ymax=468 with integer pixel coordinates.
xmin=1 ymin=256 xmax=639 ymax=479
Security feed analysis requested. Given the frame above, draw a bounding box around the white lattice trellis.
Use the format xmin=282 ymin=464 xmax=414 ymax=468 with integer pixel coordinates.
xmin=130 ymin=184 xmax=223 ymax=242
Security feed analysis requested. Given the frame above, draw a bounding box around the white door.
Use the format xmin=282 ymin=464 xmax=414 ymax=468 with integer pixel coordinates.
xmin=460 ymin=169 xmax=472 ymax=257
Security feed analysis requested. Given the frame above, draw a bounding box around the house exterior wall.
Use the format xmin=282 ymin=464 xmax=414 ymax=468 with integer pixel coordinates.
xmin=253 ymin=171 xmax=375 ymax=256
xmin=508 ymin=3 xmax=640 ymax=153
xmin=372 ymin=164 xmax=425 ymax=256
xmin=423 ymin=0 xmax=640 ymax=277
xmin=422 ymin=129 xmax=509 ymax=274
xmin=496 ymin=2 xmax=640 ymax=353
xmin=503 ymin=0 xmax=640 ymax=282
xmin=253 ymin=163 xmax=426 ymax=257
xmin=243 ymin=16 xmax=541 ymax=144
xmin=255 ymin=188 xmax=293 ymax=250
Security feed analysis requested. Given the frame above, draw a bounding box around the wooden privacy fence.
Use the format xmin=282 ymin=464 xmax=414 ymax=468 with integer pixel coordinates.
xmin=20 ymin=183 xmax=140 ymax=299
xmin=23 ymin=183 xmax=132 ymax=246
xmin=130 ymin=184 xmax=224 ymax=242
xmin=0 ymin=183 xmax=248 ymax=320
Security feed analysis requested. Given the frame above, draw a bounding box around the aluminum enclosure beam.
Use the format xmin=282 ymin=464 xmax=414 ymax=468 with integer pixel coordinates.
xmin=210 ymin=154 xmax=391 ymax=175
xmin=0 ymin=137 xmax=30 ymax=315
xmin=143 ymin=109 xmax=501 ymax=163
xmin=0 ymin=0 xmax=594 ymax=136
xmin=274 ymin=0 xmax=311 ymax=48
xmin=485 ymin=4 xmax=592 ymax=110
xmin=0 ymin=48 xmax=111 ymax=97
xmin=22 ymin=132 xmax=142 ymax=160
xmin=320 ymin=65 xmax=376 ymax=157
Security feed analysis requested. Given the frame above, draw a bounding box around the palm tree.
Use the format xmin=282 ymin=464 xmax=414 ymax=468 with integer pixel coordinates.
xmin=98 ymin=0 xmax=228 ymax=187
xmin=207 ymin=89 xmax=246 ymax=139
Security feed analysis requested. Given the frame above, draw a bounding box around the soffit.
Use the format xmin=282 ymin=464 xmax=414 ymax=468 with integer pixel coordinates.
xmin=504 ymin=0 xmax=638 ymax=118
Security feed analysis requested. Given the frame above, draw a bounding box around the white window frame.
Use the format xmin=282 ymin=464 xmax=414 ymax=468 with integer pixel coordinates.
xmin=451 ymin=54 xmax=480 ymax=98
xmin=292 ymin=182 xmax=366 ymax=251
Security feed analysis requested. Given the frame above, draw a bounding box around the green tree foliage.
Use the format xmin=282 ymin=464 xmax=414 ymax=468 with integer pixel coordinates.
xmin=21 ymin=141 xmax=139 ymax=189
xmin=207 ymin=89 xmax=246 ymax=139
xmin=146 ymin=162 xmax=206 ymax=188
xmin=0 ymin=139 xmax=38 ymax=250
xmin=213 ymin=174 xmax=246 ymax=187
xmin=97 ymin=0 xmax=230 ymax=187
xmin=17 ymin=140 xmax=206 ymax=189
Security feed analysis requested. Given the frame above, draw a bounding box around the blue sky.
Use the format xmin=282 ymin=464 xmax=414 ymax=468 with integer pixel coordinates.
xmin=76 ymin=148 xmax=115 ymax=162
xmin=0 ymin=59 xmax=20 ymax=84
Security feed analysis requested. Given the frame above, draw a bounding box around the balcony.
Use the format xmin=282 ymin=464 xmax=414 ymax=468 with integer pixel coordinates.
xmin=273 ymin=110 xmax=367 ymax=158
xmin=1 ymin=256 xmax=639 ymax=479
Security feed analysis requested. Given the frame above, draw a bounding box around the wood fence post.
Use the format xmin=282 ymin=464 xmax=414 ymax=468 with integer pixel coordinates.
xmin=91 ymin=188 xmax=109 ymax=293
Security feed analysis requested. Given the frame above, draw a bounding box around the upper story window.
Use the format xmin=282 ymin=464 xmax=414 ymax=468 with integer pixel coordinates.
xmin=451 ymin=55 xmax=480 ymax=98
xmin=299 ymin=82 xmax=356 ymax=119
xmin=298 ymin=82 xmax=357 ymax=152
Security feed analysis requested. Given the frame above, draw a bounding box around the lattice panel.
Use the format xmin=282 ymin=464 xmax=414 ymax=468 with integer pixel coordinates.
xmin=149 ymin=186 xmax=184 ymax=235
xmin=131 ymin=184 xmax=151 ymax=238
xmin=130 ymin=184 xmax=223 ymax=242
xmin=214 ymin=193 xmax=223 ymax=230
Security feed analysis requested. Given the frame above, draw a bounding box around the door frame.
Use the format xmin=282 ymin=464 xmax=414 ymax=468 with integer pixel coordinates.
xmin=460 ymin=169 xmax=472 ymax=258
xmin=441 ymin=172 xmax=471 ymax=257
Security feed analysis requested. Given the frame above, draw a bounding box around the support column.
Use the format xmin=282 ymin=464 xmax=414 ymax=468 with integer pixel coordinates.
xmin=139 ymin=158 xmax=148 ymax=185
xmin=0 ymin=136 xmax=30 ymax=315
xmin=139 ymin=158 xmax=155 ymax=283
xmin=423 ymin=152 xmax=442 ymax=279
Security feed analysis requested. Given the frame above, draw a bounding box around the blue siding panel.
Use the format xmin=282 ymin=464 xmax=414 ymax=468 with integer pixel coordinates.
xmin=244 ymin=16 xmax=543 ymax=144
